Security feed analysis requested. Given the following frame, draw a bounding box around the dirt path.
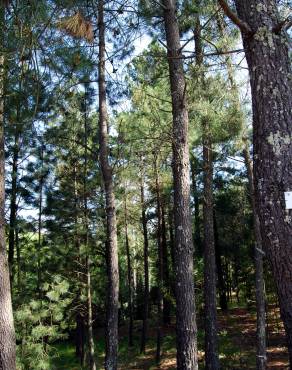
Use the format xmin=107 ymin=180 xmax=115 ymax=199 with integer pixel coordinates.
xmin=118 ymin=306 xmax=289 ymax=369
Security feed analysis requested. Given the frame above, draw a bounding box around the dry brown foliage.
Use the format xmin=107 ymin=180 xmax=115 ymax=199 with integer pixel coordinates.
xmin=57 ymin=11 xmax=94 ymax=43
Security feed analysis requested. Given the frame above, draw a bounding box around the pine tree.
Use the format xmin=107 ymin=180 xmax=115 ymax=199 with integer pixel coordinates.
xmin=0 ymin=2 xmax=16 ymax=368
xmin=162 ymin=1 xmax=198 ymax=368
xmin=220 ymin=0 xmax=292 ymax=363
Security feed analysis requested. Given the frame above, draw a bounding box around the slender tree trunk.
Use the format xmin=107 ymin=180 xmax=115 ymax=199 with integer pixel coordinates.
xmin=98 ymin=2 xmax=119 ymax=368
xmin=214 ymin=212 xmax=228 ymax=311
xmin=83 ymin=87 xmax=96 ymax=370
xmin=73 ymin=163 xmax=85 ymax=365
xmin=76 ymin=313 xmax=85 ymax=364
xmin=168 ymin=205 xmax=175 ymax=274
xmin=8 ymin=132 xmax=19 ymax=284
xmin=86 ymin=256 xmax=96 ymax=370
xmin=230 ymin=0 xmax=292 ymax=363
xmin=161 ymin=202 xmax=171 ymax=325
xmin=193 ymin=4 xmax=220 ymax=366
xmin=140 ymin=170 xmax=149 ymax=354
xmin=0 ymin=4 xmax=16 ymax=369
xmin=202 ymin=120 xmax=220 ymax=370
xmin=37 ymin=144 xmax=44 ymax=295
xmin=154 ymin=155 xmax=163 ymax=365
xmin=162 ymin=1 xmax=198 ymax=368
xmin=15 ymin=225 xmax=21 ymax=290
xmin=124 ymin=197 xmax=133 ymax=347
xmin=190 ymin=156 xmax=202 ymax=255
xmin=243 ymin=143 xmax=266 ymax=369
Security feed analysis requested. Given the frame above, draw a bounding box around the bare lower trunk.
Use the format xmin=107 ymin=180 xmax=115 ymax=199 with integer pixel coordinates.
xmin=140 ymin=171 xmax=149 ymax=354
xmin=202 ymin=123 xmax=220 ymax=370
xmin=98 ymin=2 xmax=119 ymax=368
xmin=231 ymin=0 xmax=292 ymax=363
xmin=243 ymin=144 xmax=266 ymax=369
xmin=0 ymin=5 xmax=16 ymax=368
xmin=162 ymin=1 xmax=198 ymax=368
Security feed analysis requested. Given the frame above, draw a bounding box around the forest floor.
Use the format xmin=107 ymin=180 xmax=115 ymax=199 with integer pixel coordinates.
xmin=52 ymin=305 xmax=289 ymax=369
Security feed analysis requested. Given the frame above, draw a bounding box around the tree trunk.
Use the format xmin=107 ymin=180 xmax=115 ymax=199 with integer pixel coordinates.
xmin=243 ymin=143 xmax=266 ymax=370
xmin=154 ymin=155 xmax=163 ymax=365
xmin=214 ymin=211 xmax=228 ymax=311
xmin=124 ymin=197 xmax=133 ymax=347
xmin=162 ymin=1 xmax=198 ymax=368
xmin=76 ymin=313 xmax=85 ymax=365
xmin=0 ymin=4 xmax=16 ymax=369
xmin=193 ymin=4 xmax=220 ymax=367
xmin=37 ymin=144 xmax=44 ymax=295
xmin=161 ymin=202 xmax=171 ymax=325
xmin=140 ymin=170 xmax=149 ymax=354
xmin=86 ymin=257 xmax=96 ymax=370
xmin=202 ymin=121 xmax=220 ymax=370
xmin=83 ymin=87 xmax=96 ymax=370
xmin=229 ymin=0 xmax=292 ymax=362
xmin=73 ymin=164 xmax=85 ymax=364
xmin=8 ymin=131 xmax=19 ymax=284
xmin=168 ymin=205 xmax=175 ymax=274
xmin=190 ymin=156 xmax=202 ymax=255
xmin=98 ymin=2 xmax=119 ymax=368
xmin=16 ymin=225 xmax=21 ymax=290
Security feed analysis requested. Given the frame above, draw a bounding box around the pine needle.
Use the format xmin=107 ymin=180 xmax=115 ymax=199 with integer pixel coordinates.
xmin=57 ymin=11 xmax=94 ymax=43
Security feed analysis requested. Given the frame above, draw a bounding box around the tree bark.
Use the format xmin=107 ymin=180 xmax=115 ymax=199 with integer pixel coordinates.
xmin=140 ymin=170 xmax=149 ymax=354
xmin=162 ymin=1 xmax=198 ymax=368
xmin=202 ymin=121 xmax=220 ymax=370
xmin=98 ymin=1 xmax=119 ymax=368
xmin=243 ymin=143 xmax=266 ymax=370
xmin=230 ymin=0 xmax=292 ymax=363
xmin=0 ymin=4 xmax=16 ymax=369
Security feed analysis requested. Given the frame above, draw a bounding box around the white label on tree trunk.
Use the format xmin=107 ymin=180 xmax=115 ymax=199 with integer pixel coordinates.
xmin=285 ymin=192 xmax=292 ymax=209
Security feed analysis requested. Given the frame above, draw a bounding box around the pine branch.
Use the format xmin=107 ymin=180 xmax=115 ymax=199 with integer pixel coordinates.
xmin=57 ymin=11 xmax=94 ymax=43
xmin=218 ymin=0 xmax=252 ymax=35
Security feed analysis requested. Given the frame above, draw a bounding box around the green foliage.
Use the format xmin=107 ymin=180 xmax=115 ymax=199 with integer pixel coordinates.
xmin=15 ymin=277 xmax=72 ymax=370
